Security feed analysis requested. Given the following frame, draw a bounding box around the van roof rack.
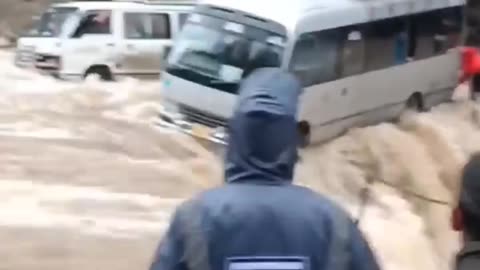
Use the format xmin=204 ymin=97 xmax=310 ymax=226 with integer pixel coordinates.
xmin=113 ymin=0 xmax=197 ymax=4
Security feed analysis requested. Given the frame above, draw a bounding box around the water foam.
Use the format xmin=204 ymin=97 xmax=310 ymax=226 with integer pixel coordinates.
xmin=0 ymin=50 xmax=479 ymax=269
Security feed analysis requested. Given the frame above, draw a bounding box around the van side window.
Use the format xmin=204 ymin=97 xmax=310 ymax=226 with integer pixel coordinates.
xmin=151 ymin=13 xmax=171 ymax=39
xmin=340 ymin=27 xmax=365 ymax=77
xmin=124 ymin=13 xmax=149 ymax=39
xmin=124 ymin=13 xmax=170 ymax=39
xmin=289 ymin=29 xmax=341 ymax=87
xmin=73 ymin=10 xmax=111 ymax=37
xmin=364 ymin=17 xmax=408 ymax=71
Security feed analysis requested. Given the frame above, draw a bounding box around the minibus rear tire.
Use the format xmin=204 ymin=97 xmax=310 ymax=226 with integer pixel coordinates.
xmin=405 ymin=92 xmax=424 ymax=112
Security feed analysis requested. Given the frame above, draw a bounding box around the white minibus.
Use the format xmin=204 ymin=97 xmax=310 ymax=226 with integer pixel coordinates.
xmin=157 ymin=0 xmax=465 ymax=146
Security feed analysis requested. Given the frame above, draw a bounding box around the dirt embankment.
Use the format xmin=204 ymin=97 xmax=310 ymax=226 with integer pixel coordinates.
xmin=0 ymin=0 xmax=54 ymax=42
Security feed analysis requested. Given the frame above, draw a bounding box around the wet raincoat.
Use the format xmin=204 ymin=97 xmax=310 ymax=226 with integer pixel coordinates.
xmin=149 ymin=68 xmax=381 ymax=270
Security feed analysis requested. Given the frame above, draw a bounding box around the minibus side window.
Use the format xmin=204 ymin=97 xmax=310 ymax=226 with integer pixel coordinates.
xmin=410 ymin=10 xmax=443 ymax=59
xmin=340 ymin=27 xmax=366 ymax=78
xmin=364 ymin=17 xmax=408 ymax=72
xmin=433 ymin=7 xmax=462 ymax=50
xmin=409 ymin=6 xmax=463 ymax=60
xmin=290 ymin=29 xmax=342 ymax=87
xmin=72 ymin=10 xmax=111 ymax=38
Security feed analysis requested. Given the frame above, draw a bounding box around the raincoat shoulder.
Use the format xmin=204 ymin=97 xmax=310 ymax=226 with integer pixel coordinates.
xmin=150 ymin=187 xmax=381 ymax=270
xmin=149 ymin=68 xmax=380 ymax=270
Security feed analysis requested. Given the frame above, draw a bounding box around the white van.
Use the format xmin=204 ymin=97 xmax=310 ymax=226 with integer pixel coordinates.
xmin=15 ymin=5 xmax=78 ymax=69
xmin=157 ymin=0 xmax=465 ymax=146
xmin=15 ymin=0 xmax=195 ymax=81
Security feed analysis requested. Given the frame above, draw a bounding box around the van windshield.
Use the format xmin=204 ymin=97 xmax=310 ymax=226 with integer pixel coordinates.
xmin=165 ymin=14 xmax=286 ymax=94
xmin=23 ymin=7 xmax=78 ymax=37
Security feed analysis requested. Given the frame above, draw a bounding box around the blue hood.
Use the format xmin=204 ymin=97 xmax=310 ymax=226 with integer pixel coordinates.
xmin=224 ymin=68 xmax=302 ymax=184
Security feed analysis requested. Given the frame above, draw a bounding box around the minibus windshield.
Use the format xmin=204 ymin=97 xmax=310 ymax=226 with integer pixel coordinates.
xmin=165 ymin=13 xmax=286 ymax=94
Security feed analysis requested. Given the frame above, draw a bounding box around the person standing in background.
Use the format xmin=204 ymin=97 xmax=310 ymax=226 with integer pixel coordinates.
xmin=395 ymin=30 xmax=408 ymax=64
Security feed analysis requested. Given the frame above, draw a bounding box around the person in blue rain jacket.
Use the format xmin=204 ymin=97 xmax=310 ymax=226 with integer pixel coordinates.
xmin=395 ymin=31 xmax=408 ymax=64
xmin=149 ymin=68 xmax=381 ymax=270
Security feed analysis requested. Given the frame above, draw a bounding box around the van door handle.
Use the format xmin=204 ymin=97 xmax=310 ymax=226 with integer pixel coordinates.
xmin=106 ymin=43 xmax=114 ymax=47
xmin=341 ymin=88 xmax=348 ymax=96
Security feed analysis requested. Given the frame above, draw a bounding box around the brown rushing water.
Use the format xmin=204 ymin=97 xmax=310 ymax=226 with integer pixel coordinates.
xmin=0 ymin=50 xmax=478 ymax=270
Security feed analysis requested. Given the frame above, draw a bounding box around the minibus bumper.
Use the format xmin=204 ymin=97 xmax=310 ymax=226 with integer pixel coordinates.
xmin=153 ymin=109 xmax=228 ymax=146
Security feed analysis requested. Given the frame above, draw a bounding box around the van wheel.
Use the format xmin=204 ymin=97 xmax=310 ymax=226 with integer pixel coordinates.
xmin=84 ymin=66 xmax=113 ymax=81
xmin=405 ymin=93 xmax=424 ymax=112
xmin=298 ymin=121 xmax=311 ymax=148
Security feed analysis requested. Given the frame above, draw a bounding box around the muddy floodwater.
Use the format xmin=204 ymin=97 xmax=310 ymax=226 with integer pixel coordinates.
xmin=0 ymin=50 xmax=479 ymax=270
